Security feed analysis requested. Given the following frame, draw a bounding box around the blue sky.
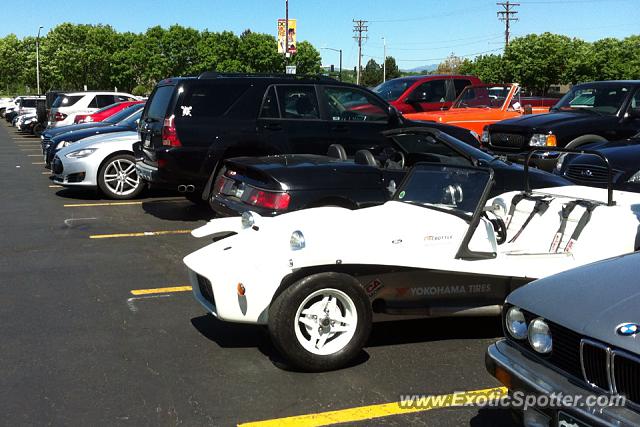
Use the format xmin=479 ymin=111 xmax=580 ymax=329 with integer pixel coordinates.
xmin=4 ymin=0 xmax=639 ymax=70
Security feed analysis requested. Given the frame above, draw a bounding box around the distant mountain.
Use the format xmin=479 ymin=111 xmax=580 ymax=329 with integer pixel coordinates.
xmin=401 ymin=64 xmax=438 ymax=73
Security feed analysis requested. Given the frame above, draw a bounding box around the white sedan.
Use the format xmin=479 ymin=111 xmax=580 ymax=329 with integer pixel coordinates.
xmin=52 ymin=131 xmax=144 ymax=199
xmin=184 ymin=163 xmax=640 ymax=371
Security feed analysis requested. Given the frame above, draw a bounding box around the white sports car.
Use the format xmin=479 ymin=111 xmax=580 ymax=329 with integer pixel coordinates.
xmin=52 ymin=131 xmax=144 ymax=199
xmin=184 ymin=163 xmax=640 ymax=371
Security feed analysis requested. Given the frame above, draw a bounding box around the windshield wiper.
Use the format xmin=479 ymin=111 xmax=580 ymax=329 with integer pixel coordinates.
xmin=569 ymin=107 xmax=604 ymax=117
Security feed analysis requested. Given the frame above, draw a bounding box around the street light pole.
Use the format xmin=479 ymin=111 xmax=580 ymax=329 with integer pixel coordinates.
xmin=321 ymin=47 xmax=342 ymax=81
xmin=36 ymin=26 xmax=43 ymax=95
xmin=382 ymin=36 xmax=386 ymax=83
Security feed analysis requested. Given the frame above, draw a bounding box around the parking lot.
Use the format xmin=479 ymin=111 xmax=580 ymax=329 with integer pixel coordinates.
xmin=0 ymin=120 xmax=518 ymax=426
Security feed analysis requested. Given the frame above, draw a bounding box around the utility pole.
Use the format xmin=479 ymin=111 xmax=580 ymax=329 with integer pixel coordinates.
xmin=36 ymin=26 xmax=43 ymax=95
xmin=352 ymin=19 xmax=368 ymax=85
xmin=284 ymin=0 xmax=289 ymax=71
xmin=497 ymin=1 xmax=519 ymax=48
xmin=382 ymin=36 xmax=386 ymax=82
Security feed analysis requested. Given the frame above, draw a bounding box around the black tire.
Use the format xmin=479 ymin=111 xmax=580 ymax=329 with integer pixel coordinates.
xmin=32 ymin=122 xmax=45 ymax=137
xmin=268 ymin=272 xmax=372 ymax=372
xmin=98 ymin=153 xmax=145 ymax=200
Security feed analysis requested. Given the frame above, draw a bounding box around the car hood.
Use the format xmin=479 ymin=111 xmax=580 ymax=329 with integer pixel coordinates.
xmin=57 ymin=131 xmax=138 ymax=156
xmin=507 ymin=252 xmax=640 ymax=353
xmin=493 ymin=111 xmax=609 ymax=132
xmin=43 ymin=122 xmax=112 ymax=138
xmin=51 ymin=125 xmax=131 ymax=144
xmin=565 ymin=139 xmax=640 ymax=168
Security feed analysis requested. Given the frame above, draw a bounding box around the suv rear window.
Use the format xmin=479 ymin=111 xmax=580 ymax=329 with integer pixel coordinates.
xmin=145 ymin=85 xmax=175 ymax=121
xmin=179 ymin=84 xmax=249 ymax=118
xmin=52 ymin=95 xmax=83 ymax=108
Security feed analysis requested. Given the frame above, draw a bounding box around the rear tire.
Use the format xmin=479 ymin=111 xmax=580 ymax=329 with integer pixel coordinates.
xmin=32 ymin=122 xmax=45 ymax=137
xmin=268 ymin=273 xmax=372 ymax=372
xmin=98 ymin=154 xmax=145 ymax=200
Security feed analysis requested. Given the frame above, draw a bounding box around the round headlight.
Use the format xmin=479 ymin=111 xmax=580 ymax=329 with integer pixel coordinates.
xmin=528 ymin=318 xmax=552 ymax=354
xmin=290 ymin=230 xmax=305 ymax=250
xmin=505 ymin=306 xmax=527 ymax=340
xmin=241 ymin=212 xmax=255 ymax=229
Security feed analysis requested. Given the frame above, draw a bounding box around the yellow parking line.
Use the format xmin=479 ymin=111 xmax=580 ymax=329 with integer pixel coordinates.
xmin=27 ymin=154 xmax=42 ymax=156
xmin=21 ymin=148 xmax=41 ymax=150
xmin=64 ymin=199 xmax=186 ymax=208
xmin=32 ymin=162 xmax=46 ymax=165
xmin=238 ymin=387 xmax=507 ymax=427
xmin=89 ymin=229 xmax=193 ymax=239
xmin=130 ymin=286 xmax=192 ymax=296
xmin=41 ymin=171 xmax=50 ymax=175
xmin=49 ymin=185 xmax=62 ymax=188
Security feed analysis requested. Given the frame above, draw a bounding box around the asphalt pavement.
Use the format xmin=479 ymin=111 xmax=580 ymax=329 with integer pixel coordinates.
xmin=0 ymin=121 xmax=515 ymax=426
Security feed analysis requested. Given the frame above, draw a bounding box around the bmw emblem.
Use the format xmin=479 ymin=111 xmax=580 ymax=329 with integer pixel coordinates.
xmin=616 ymin=323 xmax=640 ymax=336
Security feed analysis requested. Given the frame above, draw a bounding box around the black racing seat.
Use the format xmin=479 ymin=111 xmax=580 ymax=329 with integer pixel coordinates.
xmin=355 ymin=149 xmax=378 ymax=166
xmin=327 ymin=144 xmax=347 ymax=160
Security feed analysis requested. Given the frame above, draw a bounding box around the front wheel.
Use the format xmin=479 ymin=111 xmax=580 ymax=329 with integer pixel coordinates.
xmin=98 ymin=154 xmax=145 ymax=199
xmin=268 ymin=273 xmax=372 ymax=371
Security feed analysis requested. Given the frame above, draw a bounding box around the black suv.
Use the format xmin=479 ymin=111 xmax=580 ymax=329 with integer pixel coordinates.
xmin=133 ymin=72 xmax=479 ymax=203
xmin=485 ymin=80 xmax=640 ymax=169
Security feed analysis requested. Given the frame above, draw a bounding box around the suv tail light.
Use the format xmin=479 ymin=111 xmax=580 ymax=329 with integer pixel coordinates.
xmin=244 ymin=187 xmax=290 ymax=210
xmin=162 ymin=114 xmax=182 ymax=147
xmin=54 ymin=112 xmax=67 ymax=121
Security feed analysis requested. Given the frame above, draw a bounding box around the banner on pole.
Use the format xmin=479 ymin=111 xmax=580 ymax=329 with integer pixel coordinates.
xmin=277 ymin=19 xmax=297 ymax=54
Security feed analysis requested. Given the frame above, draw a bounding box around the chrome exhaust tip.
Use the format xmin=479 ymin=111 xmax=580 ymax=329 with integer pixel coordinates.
xmin=186 ymin=185 xmax=195 ymax=193
xmin=178 ymin=185 xmax=187 ymax=192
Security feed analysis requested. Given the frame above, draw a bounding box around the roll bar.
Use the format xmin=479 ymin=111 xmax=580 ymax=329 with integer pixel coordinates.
xmin=524 ymin=148 xmax=615 ymax=206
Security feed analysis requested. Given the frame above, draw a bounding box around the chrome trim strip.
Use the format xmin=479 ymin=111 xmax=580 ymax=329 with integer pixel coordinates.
xmin=580 ymin=338 xmax=613 ymax=393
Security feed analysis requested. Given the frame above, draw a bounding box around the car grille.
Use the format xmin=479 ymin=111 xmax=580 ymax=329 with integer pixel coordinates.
xmin=196 ymin=274 xmax=215 ymax=307
xmin=513 ymin=308 xmax=640 ymax=407
xmin=564 ymin=164 xmax=612 ymax=185
xmin=489 ymin=132 xmax=529 ymax=150
xmin=52 ymin=156 xmax=63 ymax=174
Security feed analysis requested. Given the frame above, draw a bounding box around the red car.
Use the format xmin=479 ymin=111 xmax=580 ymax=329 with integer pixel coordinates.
xmin=372 ymin=74 xmax=482 ymax=114
xmin=74 ymin=101 xmax=145 ymax=124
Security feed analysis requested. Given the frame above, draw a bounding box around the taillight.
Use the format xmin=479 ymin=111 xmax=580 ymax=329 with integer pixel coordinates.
xmin=54 ymin=112 xmax=67 ymax=121
xmin=74 ymin=115 xmax=88 ymax=124
xmin=162 ymin=114 xmax=182 ymax=147
xmin=244 ymin=187 xmax=290 ymax=210
xmin=214 ymin=176 xmax=227 ymax=194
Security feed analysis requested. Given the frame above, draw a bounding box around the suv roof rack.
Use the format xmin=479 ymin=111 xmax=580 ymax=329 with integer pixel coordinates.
xmin=197 ymin=71 xmax=336 ymax=81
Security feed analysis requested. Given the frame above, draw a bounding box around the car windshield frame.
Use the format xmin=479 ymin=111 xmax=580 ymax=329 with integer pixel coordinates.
xmin=551 ymin=83 xmax=632 ymax=116
xmin=452 ymin=84 xmax=514 ymax=109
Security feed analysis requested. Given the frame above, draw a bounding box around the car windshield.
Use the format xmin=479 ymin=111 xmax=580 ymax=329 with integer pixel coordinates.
xmin=553 ymin=84 xmax=630 ymax=115
xmin=390 ymin=130 xmax=496 ymax=164
xmin=105 ymin=104 xmax=143 ymax=124
xmin=373 ymin=79 xmax=416 ymax=101
xmin=117 ymin=109 xmax=143 ymax=126
xmin=453 ymin=85 xmax=514 ymax=109
xmin=395 ymin=164 xmax=491 ymax=219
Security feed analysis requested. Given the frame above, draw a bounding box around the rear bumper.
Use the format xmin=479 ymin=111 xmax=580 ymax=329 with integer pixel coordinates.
xmin=486 ymin=339 xmax=640 ymax=426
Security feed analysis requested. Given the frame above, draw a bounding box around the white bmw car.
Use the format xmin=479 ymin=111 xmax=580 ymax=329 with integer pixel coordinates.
xmin=52 ymin=131 xmax=144 ymax=199
xmin=184 ymin=163 xmax=640 ymax=371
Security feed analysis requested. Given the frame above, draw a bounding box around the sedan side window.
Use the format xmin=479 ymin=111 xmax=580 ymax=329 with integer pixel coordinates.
xmin=276 ymin=86 xmax=319 ymax=119
xmin=322 ymin=86 xmax=388 ymax=122
xmin=96 ymin=95 xmax=116 ymax=108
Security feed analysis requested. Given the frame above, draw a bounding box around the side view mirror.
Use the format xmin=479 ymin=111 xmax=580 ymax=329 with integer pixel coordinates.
xmin=388 ymin=105 xmax=401 ymax=124
xmin=135 ymin=119 xmax=140 ymax=125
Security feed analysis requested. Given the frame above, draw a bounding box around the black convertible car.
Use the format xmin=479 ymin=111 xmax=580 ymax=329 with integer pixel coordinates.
xmin=554 ymin=134 xmax=640 ymax=192
xmin=210 ymin=127 xmax=570 ymax=217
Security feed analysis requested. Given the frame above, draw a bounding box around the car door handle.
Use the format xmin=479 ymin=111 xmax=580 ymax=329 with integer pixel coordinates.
xmin=264 ymin=123 xmax=282 ymax=131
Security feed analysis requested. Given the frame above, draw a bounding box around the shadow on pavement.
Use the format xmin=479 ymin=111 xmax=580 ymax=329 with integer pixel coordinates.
xmin=142 ymin=199 xmax=213 ymax=222
xmin=470 ymin=408 xmax=519 ymax=427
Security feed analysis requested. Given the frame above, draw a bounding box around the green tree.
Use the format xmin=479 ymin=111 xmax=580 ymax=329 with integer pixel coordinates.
xmin=291 ymin=41 xmax=322 ymax=74
xmin=384 ymin=56 xmax=401 ymax=80
xmin=361 ymin=58 xmax=382 ymax=87
xmin=436 ymin=53 xmax=465 ymax=74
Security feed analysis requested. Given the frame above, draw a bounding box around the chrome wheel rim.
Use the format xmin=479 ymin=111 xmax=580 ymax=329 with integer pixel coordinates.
xmin=294 ymin=288 xmax=358 ymax=356
xmin=103 ymin=159 xmax=139 ymax=196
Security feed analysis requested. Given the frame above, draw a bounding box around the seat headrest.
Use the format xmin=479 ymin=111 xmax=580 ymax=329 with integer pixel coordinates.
xmin=355 ymin=150 xmax=378 ymax=166
xmin=327 ymin=144 xmax=347 ymax=160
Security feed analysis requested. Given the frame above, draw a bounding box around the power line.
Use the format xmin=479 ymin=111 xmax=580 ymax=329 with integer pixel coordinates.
xmin=353 ymin=19 xmax=368 ymax=85
xmin=362 ymin=48 xmax=503 ymax=63
xmin=368 ymin=6 xmax=494 ymax=23
xmin=497 ymin=1 xmax=520 ymax=47
xmin=367 ymin=35 xmax=504 ymax=51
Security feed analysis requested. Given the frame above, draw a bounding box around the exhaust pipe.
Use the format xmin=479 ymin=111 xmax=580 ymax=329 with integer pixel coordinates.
xmin=186 ymin=185 xmax=195 ymax=193
xmin=178 ymin=185 xmax=187 ymax=192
